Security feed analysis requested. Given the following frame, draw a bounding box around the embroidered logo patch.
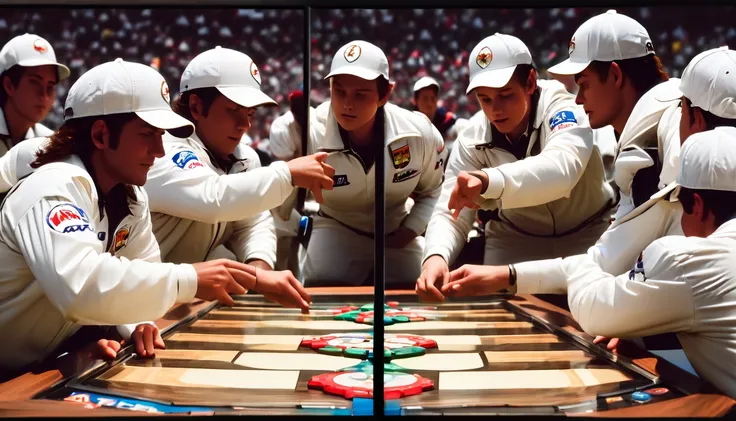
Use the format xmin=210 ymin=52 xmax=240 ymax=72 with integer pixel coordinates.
xmin=160 ymin=81 xmax=170 ymax=104
xmin=33 ymin=38 xmax=48 ymax=54
xmin=334 ymin=174 xmax=350 ymax=187
xmin=628 ymin=253 xmax=647 ymax=282
xmin=645 ymin=41 xmax=654 ymax=54
xmin=250 ymin=61 xmax=261 ymax=85
xmin=46 ymin=203 xmax=93 ymax=234
xmin=111 ymin=227 xmax=130 ymax=254
xmin=393 ymin=169 xmax=419 ymax=183
xmin=172 ymin=150 xmax=204 ymax=170
xmin=390 ymin=144 xmax=411 ymax=169
xmin=344 ymin=44 xmax=362 ymax=63
xmin=435 ymin=158 xmax=444 ymax=170
xmin=568 ymin=37 xmax=576 ymax=55
xmin=476 ymin=46 xmax=492 ymax=69
xmin=549 ymin=110 xmax=578 ymax=133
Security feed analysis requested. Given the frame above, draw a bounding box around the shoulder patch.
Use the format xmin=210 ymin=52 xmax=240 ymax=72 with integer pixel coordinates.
xmin=628 ymin=252 xmax=647 ymax=282
xmin=46 ymin=203 xmax=94 ymax=234
xmin=172 ymin=150 xmax=204 ymax=170
xmin=549 ymin=110 xmax=578 ymax=133
xmin=111 ymin=226 xmax=130 ymax=254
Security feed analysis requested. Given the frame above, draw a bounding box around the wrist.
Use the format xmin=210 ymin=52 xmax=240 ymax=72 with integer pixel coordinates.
xmin=507 ymin=264 xmax=517 ymax=288
xmin=469 ymin=171 xmax=489 ymax=194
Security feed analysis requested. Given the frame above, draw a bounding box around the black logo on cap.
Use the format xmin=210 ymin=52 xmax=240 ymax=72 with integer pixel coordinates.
xmin=646 ymin=41 xmax=654 ymax=54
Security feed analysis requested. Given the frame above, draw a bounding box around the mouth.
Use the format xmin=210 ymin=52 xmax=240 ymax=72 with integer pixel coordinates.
xmin=341 ymin=113 xmax=357 ymax=120
xmin=492 ymin=118 xmax=508 ymax=125
xmin=228 ymin=136 xmax=241 ymax=142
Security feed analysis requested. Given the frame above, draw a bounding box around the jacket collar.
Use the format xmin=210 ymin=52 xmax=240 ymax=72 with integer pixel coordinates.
xmin=318 ymin=102 xmax=423 ymax=152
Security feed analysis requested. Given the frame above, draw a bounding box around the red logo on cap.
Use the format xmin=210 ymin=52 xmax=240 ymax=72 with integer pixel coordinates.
xmin=476 ymin=47 xmax=492 ymax=69
xmin=569 ymin=37 xmax=576 ymax=55
xmin=344 ymin=45 xmax=362 ymax=63
xmin=160 ymin=81 xmax=170 ymax=104
xmin=250 ymin=61 xmax=261 ymax=85
xmin=33 ymin=39 xmax=48 ymax=54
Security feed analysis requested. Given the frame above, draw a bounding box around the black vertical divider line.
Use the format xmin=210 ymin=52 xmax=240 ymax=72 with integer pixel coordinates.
xmin=373 ymin=105 xmax=385 ymax=416
xmin=298 ymin=6 xmax=311 ymax=214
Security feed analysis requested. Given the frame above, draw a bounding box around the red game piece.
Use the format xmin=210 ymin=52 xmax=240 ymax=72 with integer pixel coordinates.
xmin=387 ymin=301 xmax=400 ymax=308
xmin=308 ymin=371 xmax=434 ymax=400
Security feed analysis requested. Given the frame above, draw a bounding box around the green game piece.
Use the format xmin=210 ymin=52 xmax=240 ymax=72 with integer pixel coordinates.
xmin=365 ymin=315 xmax=395 ymax=326
xmin=316 ymin=346 xmax=346 ymax=356
xmin=340 ymin=360 xmax=408 ymax=373
xmin=333 ymin=310 xmax=361 ymax=321
xmin=359 ymin=303 xmax=390 ymax=312
xmin=389 ymin=346 xmax=426 ymax=359
xmin=391 ymin=315 xmax=410 ymax=323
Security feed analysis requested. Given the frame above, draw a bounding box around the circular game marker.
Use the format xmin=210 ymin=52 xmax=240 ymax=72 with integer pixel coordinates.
xmin=631 ymin=391 xmax=652 ymax=403
xmin=301 ymin=333 xmax=437 ymax=360
xmin=308 ymin=371 xmax=434 ymax=400
xmin=644 ymin=387 xmax=669 ymax=396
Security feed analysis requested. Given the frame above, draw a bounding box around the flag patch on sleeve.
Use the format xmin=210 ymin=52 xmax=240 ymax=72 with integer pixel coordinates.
xmin=549 ymin=110 xmax=578 ymax=133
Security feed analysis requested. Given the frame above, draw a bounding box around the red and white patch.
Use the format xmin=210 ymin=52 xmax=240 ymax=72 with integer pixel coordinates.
xmin=46 ymin=203 xmax=93 ymax=234
xmin=160 ymin=81 xmax=170 ymax=104
xmin=33 ymin=39 xmax=48 ymax=54
xmin=250 ymin=61 xmax=261 ymax=85
xmin=344 ymin=44 xmax=362 ymax=63
xmin=551 ymin=122 xmax=575 ymax=133
xmin=476 ymin=46 xmax=492 ymax=69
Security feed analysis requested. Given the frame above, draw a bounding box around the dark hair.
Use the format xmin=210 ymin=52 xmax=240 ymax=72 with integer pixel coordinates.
xmin=377 ymin=76 xmax=391 ymax=101
xmin=678 ymin=187 xmax=736 ymax=226
xmin=172 ymin=87 xmax=221 ymax=123
xmin=684 ymin=98 xmax=736 ymax=130
xmin=413 ymin=85 xmax=439 ymax=103
xmin=0 ymin=65 xmax=26 ymax=107
xmin=588 ymin=55 xmax=669 ymax=98
xmin=511 ymin=64 xmax=536 ymax=86
xmin=31 ymin=113 xmax=136 ymax=168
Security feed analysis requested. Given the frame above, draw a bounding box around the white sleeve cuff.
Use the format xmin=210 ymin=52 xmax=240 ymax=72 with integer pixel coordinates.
xmin=514 ymin=258 xmax=568 ymax=294
xmin=480 ymin=168 xmax=505 ymax=200
xmin=269 ymin=160 xmax=295 ymax=196
xmin=176 ymin=264 xmax=198 ymax=303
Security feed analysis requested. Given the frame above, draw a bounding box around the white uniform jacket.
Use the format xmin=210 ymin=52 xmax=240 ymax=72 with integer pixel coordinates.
xmin=145 ymin=133 xmax=279 ymax=266
xmin=0 ymin=107 xmax=54 ymax=156
xmin=423 ymin=79 xmax=616 ymax=265
xmin=309 ymin=102 xmax=446 ymax=236
xmin=563 ymin=219 xmax=736 ymax=399
xmin=0 ymin=155 xmax=197 ymax=370
xmin=514 ymin=79 xmax=684 ymax=292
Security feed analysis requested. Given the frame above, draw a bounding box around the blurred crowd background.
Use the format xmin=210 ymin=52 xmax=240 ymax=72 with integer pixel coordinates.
xmin=311 ymin=7 xmax=736 ymax=119
xmin=0 ymin=8 xmax=304 ymax=143
xmin=3 ymin=7 xmax=734 ymax=144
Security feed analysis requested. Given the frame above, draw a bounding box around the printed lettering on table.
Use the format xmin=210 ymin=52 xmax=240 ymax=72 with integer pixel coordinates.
xmin=172 ymin=150 xmax=204 ymax=170
xmin=46 ymin=203 xmax=94 ymax=234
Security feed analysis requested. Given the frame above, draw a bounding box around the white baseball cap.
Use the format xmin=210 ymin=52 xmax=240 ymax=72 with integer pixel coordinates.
xmin=657 ymin=47 xmax=736 ymax=119
xmin=64 ymin=58 xmax=194 ymax=138
xmin=413 ymin=76 xmax=439 ymax=93
xmin=548 ymin=10 xmax=654 ymax=76
xmin=180 ymin=46 xmax=276 ymax=108
xmin=324 ymin=40 xmax=389 ymax=81
xmin=0 ymin=33 xmax=70 ymax=80
xmin=466 ymin=33 xmax=533 ymax=94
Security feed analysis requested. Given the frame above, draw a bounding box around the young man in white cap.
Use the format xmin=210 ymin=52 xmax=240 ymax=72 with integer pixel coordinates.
xmin=423 ymin=12 xmax=680 ymax=301
xmin=304 ymin=40 xmax=446 ymax=288
xmin=143 ymin=47 xmax=333 ymax=279
xmin=435 ymin=46 xmax=736 ymax=354
xmin=446 ymin=127 xmax=736 ymax=399
xmin=417 ymin=33 xmax=616 ymax=301
xmin=412 ymin=76 xmax=468 ymax=160
xmin=0 ymin=59 xmax=311 ymax=372
xmin=0 ymin=33 xmax=70 ymax=154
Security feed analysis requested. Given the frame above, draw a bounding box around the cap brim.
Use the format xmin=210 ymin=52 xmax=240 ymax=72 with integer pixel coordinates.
xmin=547 ymin=59 xmax=591 ymax=76
xmin=655 ymin=83 xmax=683 ymax=103
xmin=136 ymin=109 xmax=194 ymax=138
xmin=17 ymin=59 xmax=71 ymax=80
xmin=217 ymin=86 xmax=277 ymax=108
xmin=414 ymin=80 xmax=439 ymax=92
xmin=466 ymin=66 xmax=516 ymax=94
xmin=650 ymin=181 xmax=680 ymax=201
xmin=324 ymin=66 xmax=382 ymax=81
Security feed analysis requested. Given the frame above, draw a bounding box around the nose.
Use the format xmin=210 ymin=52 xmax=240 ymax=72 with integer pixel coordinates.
xmin=151 ymin=134 xmax=166 ymax=159
xmin=575 ymin=90 xmax=584 ymax=106
xmin=236 ymin=115 xmax=251 ymax=132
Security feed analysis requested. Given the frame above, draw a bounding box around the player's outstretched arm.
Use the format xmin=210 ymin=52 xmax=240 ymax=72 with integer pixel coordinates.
xmin=145 ymin=148 xmax=334 ymax=225
xmin=478 ymin=107 xmax=595 ymax=209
